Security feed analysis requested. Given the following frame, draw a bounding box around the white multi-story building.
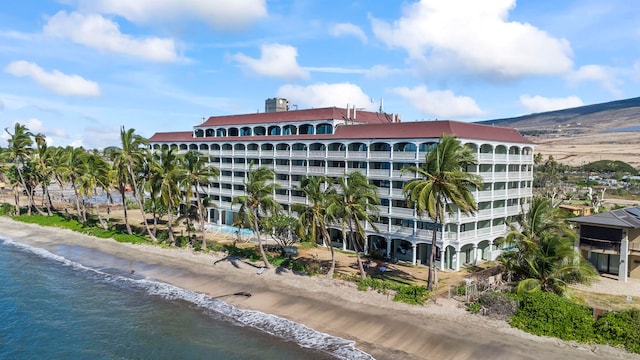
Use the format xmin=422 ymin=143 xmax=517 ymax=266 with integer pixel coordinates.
xmin=149 ymin=98 xmax=534 ymax=271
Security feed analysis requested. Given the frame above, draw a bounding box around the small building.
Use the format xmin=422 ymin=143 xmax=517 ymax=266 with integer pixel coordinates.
xmin=570 ymin=207 xmax=640 ymax=282
xmin=559 ymin=204 xmax=591 ymax=217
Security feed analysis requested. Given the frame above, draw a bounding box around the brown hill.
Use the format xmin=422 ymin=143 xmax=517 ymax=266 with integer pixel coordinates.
xmin=478 ymin=97 xmax=640 ymax=168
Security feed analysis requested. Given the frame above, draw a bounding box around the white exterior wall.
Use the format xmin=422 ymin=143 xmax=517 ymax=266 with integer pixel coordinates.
xmin=152 ymin=120 xmax=534 ymax=271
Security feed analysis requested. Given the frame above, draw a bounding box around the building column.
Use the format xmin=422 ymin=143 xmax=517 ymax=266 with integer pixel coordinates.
xmin=620 ymin=230 xmax=629 ymax=282
xmin=440 ymin=248 xmax=446 ymax=270
xmin=487 ymin=240 xmax=494 ymax=261
xmin=386 ymin=237 xmax=392 ymax=259
xmin=412 ymin=244 xmax=417 ymax=265
xmin=473 ymin=244 xmax=479 ymax=266
xmin=454 ymin=250 xmax=460 ymax=271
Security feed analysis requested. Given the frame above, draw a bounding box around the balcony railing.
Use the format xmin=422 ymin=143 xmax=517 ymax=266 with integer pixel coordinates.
xmin=370 ymin=150 xmax=391 ymax=159
xmin=347 ymin=151 xmax=367 ymax=159
xmin=580 ymin=237 xmax=620 ymax=252
xmin=369 ymin=169 xmax=390 ymax=177
xmin=392 ymin=152 xmax=416 ymax=160
xmin=327 ymin=151 xmax=345 ymax=158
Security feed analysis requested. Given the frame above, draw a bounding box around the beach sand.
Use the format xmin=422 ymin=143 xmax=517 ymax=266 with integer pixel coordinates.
xmin=1 ymin=216 xmax=637 ymax=360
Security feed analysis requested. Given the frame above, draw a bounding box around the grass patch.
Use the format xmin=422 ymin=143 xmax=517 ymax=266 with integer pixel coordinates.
xmin=571 ymin=288 xmax=640 ymax=311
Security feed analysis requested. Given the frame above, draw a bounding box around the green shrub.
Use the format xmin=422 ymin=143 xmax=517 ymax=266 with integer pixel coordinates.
xmin=474 ymin=291 xmax=518 ymax=320
xmin=0 ymin=203 xmax=14 ymax=215
xmin=467 ymin=302 xmax=482 ymax=314
xmin=510 ymin=291 xmax=595 ymax=342
xmin=594 ymin=309 xmax=640 ymax=353
xmin=393 ymin=285 xmax=429 ymax=305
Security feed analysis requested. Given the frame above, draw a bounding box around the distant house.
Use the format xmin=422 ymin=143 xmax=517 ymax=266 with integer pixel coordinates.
xmin=559 ymin=204 xmax=591 ymax=217
xmin=570 ymin=207 xmax=640 ymax=282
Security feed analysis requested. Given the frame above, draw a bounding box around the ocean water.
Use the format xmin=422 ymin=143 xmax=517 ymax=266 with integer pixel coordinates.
xmin=0 ymin=237 xmax=373 ymax=360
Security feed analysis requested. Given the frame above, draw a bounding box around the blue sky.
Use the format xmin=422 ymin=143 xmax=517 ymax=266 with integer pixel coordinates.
xmin=1 ymin=0 xmax=639 ymax=149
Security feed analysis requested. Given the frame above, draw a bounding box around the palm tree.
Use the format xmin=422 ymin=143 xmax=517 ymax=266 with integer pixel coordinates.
xmin=330 ymin=172 xmax=380 ymax=279
xmin=60 ymin=146 xmax=86 ymax=222
xmin=78 ymin=151 xmax=111 ymax=228
xmin=152 ymin=148 xmax=185 ymax=244
xmin=3 ymin=123 xmax=38 ymax=215
xmin=112 ymin=127 xmax=156 ymax=241
xmin=181 ymin=150 xmax=219 ymax=250
xmin=402 ymin=135 xmax=482 ymax=290
xmin=33 ymin=133 xmax=54 ymax=215
xmin=292 ymin=175 xmax=339 ymax=278
xmin=499 ymin=197 xmax=598 ymax=296
xmin=232 ymin=164 xmax=281 ymax=269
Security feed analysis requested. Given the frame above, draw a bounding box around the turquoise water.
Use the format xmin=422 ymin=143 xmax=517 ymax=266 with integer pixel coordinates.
xmin=207 ymin=224 xmax=254 ymax=237
xmin=0 ymin=237 xmax=372 ymax=360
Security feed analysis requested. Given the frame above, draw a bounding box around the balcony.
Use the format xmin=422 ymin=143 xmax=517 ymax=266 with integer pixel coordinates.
xmin=390 ymin=207 xmax=414 ymax=217
xmin=493 ymin=172 xmax=507 ymax=181
xmin=476 ymin=190 xmax=492 ymax=201
xmin=275 ymin=150 xmax=290 ymax=157
xmin=392 ymin=152 xmax=416 ymax=160
xmin=290 ymin=196 xmax=306 ymax=204
xmin=493 ymin=189 xmax=507 ymax=198
xmin=308 ymin=150 xmax=325 ymax=158
xmin=327 ymin=151 xmax=345 ymax=158
xmin=390 ymin=188 xmax=405 ymax=197
xmin=478 ymin=153 xmax=493 ymax=162
xmin=580 ymin=237 xmax=620 ymax=253
xmin=308 ymin=166 xmax=325 ymax=174
xmin=389 ymin=225 xmax=414 ymax=236
xmin=347 ymin=151 xmax=367 ymax=159
xmin=291 ymin=150 xmax=307 ymax=158
xmin=494 ymin=154 xmax=508 ymax=163
xmin=369 ymin=169 xmax=390 ymax=177
xmin=326 ymin=167 xmax=346 ymax=176
xmin=508 ymin=172 xmax=521 ymax=180
xmin=369 ymin=151 xmax=391 ymax=159
xmin=290 ymin=166 xmax=307 ymax=174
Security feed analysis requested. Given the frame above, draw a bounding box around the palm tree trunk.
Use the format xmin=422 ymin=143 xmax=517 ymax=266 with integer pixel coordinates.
xmin=127 ymin=165 xmax=156 ymax=241
xmin=427 ymin=212 xmax=440 ymax=291
xmin=322 ymin=228 xmax=336 ymax=278
xmin=254 ymin=214 xmax=271 ymax=268
xmin=120 ymin=186 xmax=132 ymax=234
xmin=196 ymin=188 xmax=207 ymax=250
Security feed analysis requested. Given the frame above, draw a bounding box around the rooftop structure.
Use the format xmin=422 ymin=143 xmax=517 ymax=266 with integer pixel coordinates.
xmin=149 ymin=100 xmax=534 ymax=271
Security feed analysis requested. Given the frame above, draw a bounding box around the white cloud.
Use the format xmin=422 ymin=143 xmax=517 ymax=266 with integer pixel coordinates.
xmin=519 ymin=95 xmax=584 ymax=113
xmin=77 ymin=0 xmax=267 ymax=30
xmin=567 ymin=64 xmax=621 ymax=96
xmin=5 ymin=60 xmax=101 ymax=97
xmin=330 ymin=23 xmax=367 ymax=43
xmin=231 ymin=44 xmax=308 ymax=80
xmin=371 ymin=0 xmax=573 ymax=79
xmin=277 ymin=83 xmax=374 ymax=110
xmin=391 ymin=85 xmax=483 ymax=119
xmin=44 ymin=11 xmax=178 ymax=62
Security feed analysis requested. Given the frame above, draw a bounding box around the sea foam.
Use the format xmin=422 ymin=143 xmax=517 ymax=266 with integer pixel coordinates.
xmin=0 ymin=237 xmax=374 ymax=360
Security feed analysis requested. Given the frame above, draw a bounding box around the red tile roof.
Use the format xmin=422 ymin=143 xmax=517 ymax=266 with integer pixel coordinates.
xmin=199 ymin=107 xmax=394 ymax=127
xmin=149 ymin=120 xmax=532 ymax=144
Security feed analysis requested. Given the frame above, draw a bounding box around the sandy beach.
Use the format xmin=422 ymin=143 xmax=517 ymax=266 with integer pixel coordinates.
xmin=0 ymin=216 xmax=637 ymax=360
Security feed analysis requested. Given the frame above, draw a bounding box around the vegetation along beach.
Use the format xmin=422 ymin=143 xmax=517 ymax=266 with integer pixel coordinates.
xmin=4 ymin=1 xmax=640 ymax=359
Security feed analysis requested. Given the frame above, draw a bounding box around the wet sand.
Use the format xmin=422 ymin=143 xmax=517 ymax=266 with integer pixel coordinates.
xmin=0 ymin=217 xmax=636 ymax=360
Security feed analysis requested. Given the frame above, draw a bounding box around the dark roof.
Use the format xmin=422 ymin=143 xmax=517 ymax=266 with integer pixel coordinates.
xmin=570 ymin=206 xmax=640 ymax=229
xmin=199 ymin=107 xmax=394 ymax=127
xmin=149 ymin=120 xmax=532 ymax=144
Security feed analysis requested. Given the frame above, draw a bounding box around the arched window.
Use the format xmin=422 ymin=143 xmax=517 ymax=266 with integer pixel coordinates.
xmin=261 ymin=143 xmax=274 ymax=151
xmin=316 ymin=123 xmax=332 ymax=134
xmin=393 ymin=142 xmax=416 ymax=152
xmin=210 ymin=144 xmax=220 ymax=150
xmin=205 ymin=129 xmax=214 ymax=137
xmin=228 ymin=127 xmax=239 ymax=136
xmin=179 ymin=144 xmax=188 ymax=150
xmin=309 ymin=143 xmax=326 ymax=151
xmin=371 ymin=142 xmax=391 ymax=151
xmin=495 ymin=145 xmax=507 ymax=155
xmin=234 ymin=144 xmax=245 ymax=151
xmin=276 ymin=143 xmax=290 ymax=151
xmin=254 ymin=126 xmax=266 ymax=136
xmin=328 ymin=142 xmax=345 ymax=151
xmin=194 ymin=129 xmax=204 ymax=137
xmin=299 ymin=124 xmax=314 ymax=135
xmin=161 ymin=144 xmax=169 ymax=150
xmin=222 ymin=144 xmax=232 ymax=151
xmin=268 ymin=126 xmax=281 ymax=136
xmin=480 ymin=144 xmax=493 ymax=154
xmin=348 ymin=142 xmax=367 ymax=152
xmin=216 ymin=128 xmax=227 ymax=137
xmin=240 ymin=127 xmax=252 ymax=136
xmin=189 ymin=144 xmax=198 ymax=150
xmin=282 ymin=125 xmax=297 ymax=135
xmin=292 ymin=143 xmax=307 ymax=151
xmin=247 ymin=143 xmax=258 ymax=151
xmin=419 ymin=142 xmax=437 ymax=152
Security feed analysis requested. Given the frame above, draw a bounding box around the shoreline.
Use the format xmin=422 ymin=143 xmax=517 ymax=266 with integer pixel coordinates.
xmin=0 ymin=216 xmax=637 ymax=360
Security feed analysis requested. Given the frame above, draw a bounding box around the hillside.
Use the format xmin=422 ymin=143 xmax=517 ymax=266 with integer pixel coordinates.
xmin=477 ymin=97 xmax=640 ymax=168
